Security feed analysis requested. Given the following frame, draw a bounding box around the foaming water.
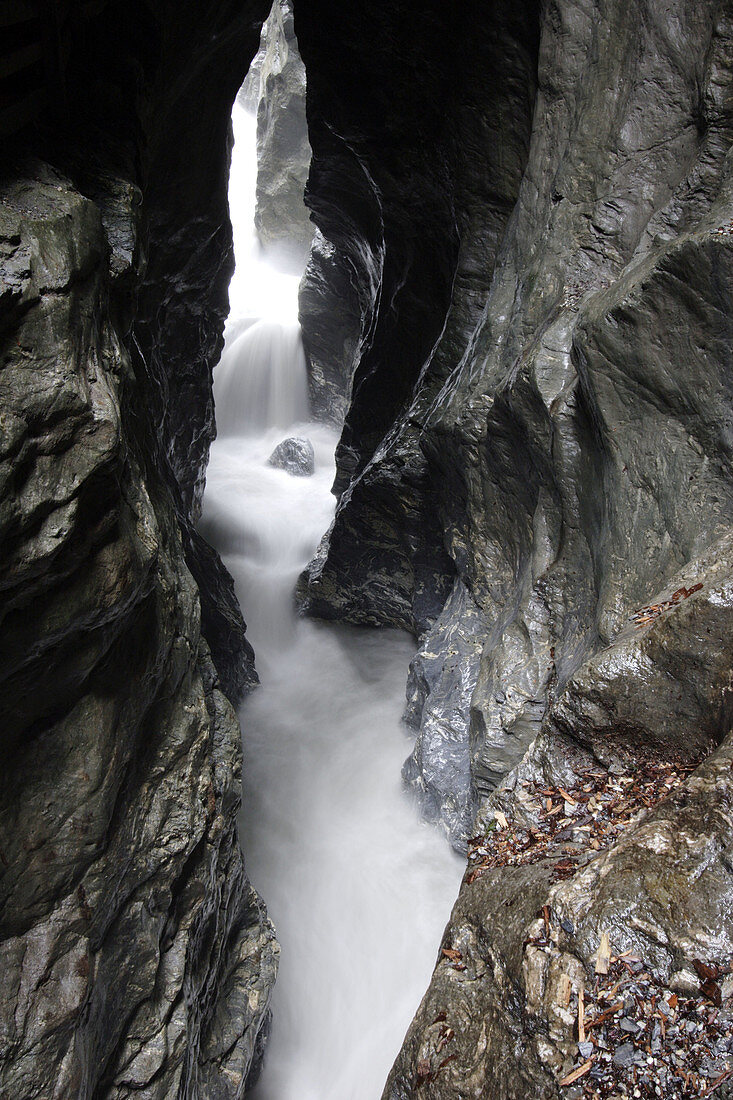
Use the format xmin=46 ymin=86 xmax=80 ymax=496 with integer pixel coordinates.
xmin=200 ymin=88 xmax=462 ymax=1100
xmin=214 ymin=321 xmax=309 ymax=436
xmin=202 ymin=421 xmax=462 ymax=1098
xmin=228 ymin=103 xmax=301 ymax=324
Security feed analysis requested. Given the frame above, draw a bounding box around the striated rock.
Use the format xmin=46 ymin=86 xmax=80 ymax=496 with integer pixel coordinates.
xmin=268 ymin=436 xmax=315 ymax=476
xmin=297 ymin=0 xmax=539 ymax=628
xmin=0 ymin=1 xmax=277 ymax=1095
xmin=298 ymin=229 xmax=365 ymax=424
xmin=297 ymin=0 xmax=733 ymax=840
xmin=384 ymin=534 xmax=733 ymax=1097
xmin=243 ymin=0 xmax=313 ymax=271
xmin=295 ymin=0 xmax=733 ymax=1090
xmin=401 ymin=582 xmax=487 ymax=849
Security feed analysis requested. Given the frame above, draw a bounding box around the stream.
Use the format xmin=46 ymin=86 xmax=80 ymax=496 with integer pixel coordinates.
xmin=199 ymin=100 xmax=462 ymax=1100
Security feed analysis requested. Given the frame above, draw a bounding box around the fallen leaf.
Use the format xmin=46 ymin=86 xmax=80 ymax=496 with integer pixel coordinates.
xmin=416 ymin=1058 xmax=432 ymax=1081
xmin=693 ymin=959 xmax=721 ymax=982
xmin=701 ymin=977 xmax=723 ymax=1007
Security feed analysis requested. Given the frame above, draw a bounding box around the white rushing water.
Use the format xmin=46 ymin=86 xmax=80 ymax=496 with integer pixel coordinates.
xmin=200 ymin=97 xmax=462 ymax=1100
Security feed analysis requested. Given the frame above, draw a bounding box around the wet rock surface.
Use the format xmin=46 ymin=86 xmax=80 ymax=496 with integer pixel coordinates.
xmin=3 ymin=0 xmax=733 ymax=1096
xmin=298 ymin=0 xmax=733 ymax=831
xmin=294 ymin=0 xmax=733 ymax=1093
xmin=0 ymin=3 xmax=275 ymax=1096
xmin=384 ymin=536 xmax=733 ymax=1097
xmin=268 ymin=436 xmax=315 ymax=476
xmin=245 ymin=0 xmax=313 ymax=270
xmin=298 ymin=228 xmax=364 ymax=425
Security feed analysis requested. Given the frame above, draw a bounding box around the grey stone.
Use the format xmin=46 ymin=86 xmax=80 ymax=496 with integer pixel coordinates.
xmin=0 ymin=160 xmax=278 ymax=1100
xmin=245 ymin=0 xmax=314 ymax=270
xmin=0 ymin=1 xmax=278 ymax=1093
xmin=293 ymin=1 xmax=733 ymax=1097
xmin=613 ymin=1043 xmax=636 ymax=1067
xmin=267 ymin=436 xmax=315 ymax=476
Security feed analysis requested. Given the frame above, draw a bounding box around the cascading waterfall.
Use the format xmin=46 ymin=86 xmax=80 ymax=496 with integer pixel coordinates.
xmin=215 ymin=320 xmax=309 ymax=436
xmin=200 ymin=92 xmax=462 ymax=1100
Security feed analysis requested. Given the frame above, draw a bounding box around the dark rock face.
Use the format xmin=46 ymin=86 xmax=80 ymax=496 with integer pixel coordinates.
xmin=294 ymin=0 xmax=733 ymax=1092
xmin=296 ymin=0 xmax=541 ymax=633
xmin=297 ymin=0 xmax=733 ymax=826
xmin=268 ymin=436 xmax=315 ymax=476
xmin=298 ymin=229 xmax=365 ymax=424
xmin=0 ymin=3 xmax=276 ymax=1096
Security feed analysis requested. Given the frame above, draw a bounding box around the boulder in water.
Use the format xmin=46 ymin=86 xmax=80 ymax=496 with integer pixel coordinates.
xmin=268 ymin=437 xmax=315 ymax=477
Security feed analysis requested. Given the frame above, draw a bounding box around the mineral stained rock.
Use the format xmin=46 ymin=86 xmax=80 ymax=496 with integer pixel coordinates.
xmin=0 ymin=2 xmax=277 ymax=1096
xmin=268 ymin=436 xmax=316 ymax=476
xmin=294 ymin=0 xmax=733 ymax=1093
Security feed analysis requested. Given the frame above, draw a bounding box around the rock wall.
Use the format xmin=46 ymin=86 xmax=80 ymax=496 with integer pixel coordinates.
xmin=295 ymin=0 xmax=733 ymax=1094
xmin=244 ymin=0 xmax=314 ymax=271
xmin=296 ymin=0 xmax=541 ymax=622
xmin=0 ymin=3 xmax=277 ymax=1096
xmin=3 ymin=0 xmax=733 ymax=1096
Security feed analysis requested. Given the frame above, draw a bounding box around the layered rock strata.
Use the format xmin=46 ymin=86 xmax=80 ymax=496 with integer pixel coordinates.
xmin=0 ymin=2 xmax=277 ymax=1096
xmin=295 ymin=0 xmax=733 ymax=1093
xmin=245 ymin=0 xmax=314 ymax=271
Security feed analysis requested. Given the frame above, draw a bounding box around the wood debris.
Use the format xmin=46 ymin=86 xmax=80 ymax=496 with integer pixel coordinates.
xmin=560 ymin=1058 xmax=594 ymax=1086
xmin=465 ymin=754 xmax=700 ymax=888
xmin=630 ymin=583 xmax=703 ymax=629
xmin=558 ymin=952 xmax=733 ymax=1097
xmin=595 ymin=932 xmax=611 ymax=976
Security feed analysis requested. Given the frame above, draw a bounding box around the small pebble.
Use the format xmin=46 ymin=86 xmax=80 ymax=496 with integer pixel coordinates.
xmin=613 ymin=1042 xmax=636 ymax=1067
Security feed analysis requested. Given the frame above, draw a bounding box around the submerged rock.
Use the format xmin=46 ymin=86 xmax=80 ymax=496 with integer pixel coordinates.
xmin=268 ymin=436 xmax=316 ymax=476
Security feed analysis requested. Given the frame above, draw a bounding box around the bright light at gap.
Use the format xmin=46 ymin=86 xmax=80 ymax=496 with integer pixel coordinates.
xmin=227 ymin=102 xmax=302 ymax=327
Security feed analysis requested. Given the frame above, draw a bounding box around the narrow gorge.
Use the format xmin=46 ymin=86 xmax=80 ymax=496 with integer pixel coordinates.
xmin=1 ymin=2 xmax=733 ymax=1099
